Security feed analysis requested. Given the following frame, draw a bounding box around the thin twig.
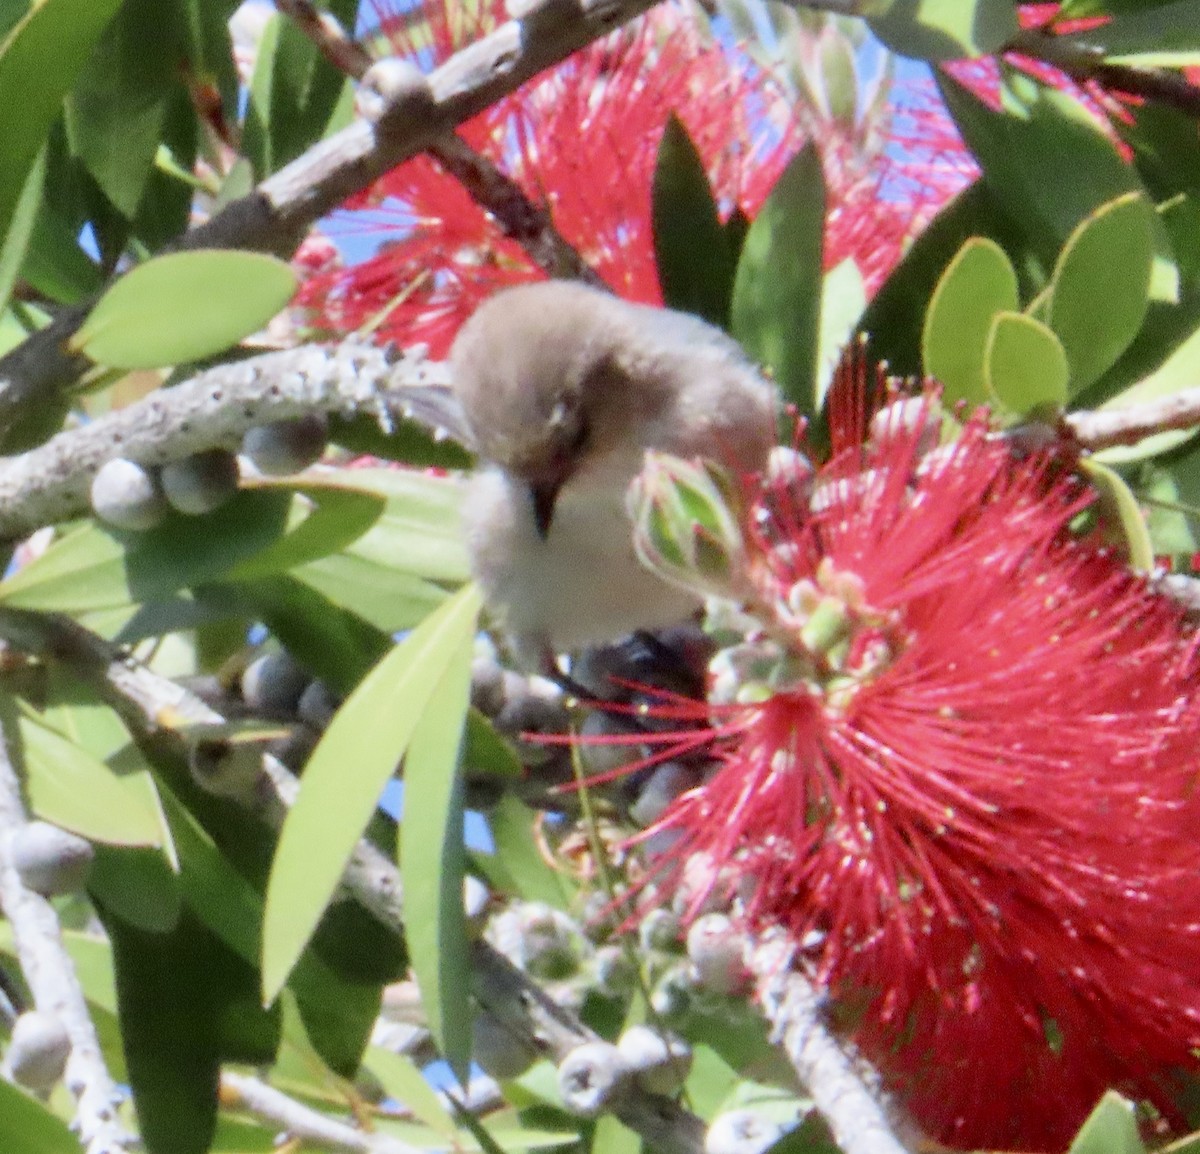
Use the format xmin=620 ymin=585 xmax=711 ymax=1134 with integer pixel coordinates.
xmin=0 ymin=719 xmax=135 ymax=1154
xmin=276 ymin=0 xmax=605 ymax=286
xmin=747 ymin=934 xmax=910 ymax=1154
xmin=1009 ymin=28 xmax=1200 ymax=121
xmin=221 ymin=1070 xmax=420 ymax=1154
xmin=0 ymin=0 xmax=655 ymax=436
xmin=1064 ymin=386 xmax=1200 ymax=450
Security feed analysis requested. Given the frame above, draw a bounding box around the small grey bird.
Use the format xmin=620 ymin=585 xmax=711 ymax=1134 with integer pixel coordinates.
xmin=451 ymin=280 xmax=778 ymax=667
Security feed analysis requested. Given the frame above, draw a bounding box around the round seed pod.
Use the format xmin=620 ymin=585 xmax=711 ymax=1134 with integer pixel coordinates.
xmin=469 ymin=653 xmax=506 ymax=716
xmin=576 ymin=711 xmax=647 ymax=778
xmin=705 ymin=1110 xmax=787 ymax=1154
xmin=638 ymin=908 xmax=682 ymax=953
xmin=241 ymin=651 xmax=311 ymax=716
xmin=471 ymin=1009 xmax=539 ymax=1080
xmin=487 ymin=902 xmax=586 ymax=980
xmin=160 ymin=449 xmax=240 ymax=515
xmin=686 ymin=913 xmax=748 ymax=996
xmin=10 ymin=822 xmax=94 ymax=896
xmin=297 ymin=679 xmax=340 ymax=729
xmin=242 ymin=414 xmax=328 ymax=475
xmin=557 ymin=1040 xmax=629 ymax=1117
xmin=90 ymin=458 xmax=167 ymax=531
xmin=6 ymin=1011 xmax=70 ymax=1095
xmin=617 ymin=1024 xmax=692 ymax=1096
xmin=629 ymin=761 xmax=692 ymax=827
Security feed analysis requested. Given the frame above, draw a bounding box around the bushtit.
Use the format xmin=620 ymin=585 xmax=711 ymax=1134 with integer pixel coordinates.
xmin=451 ymin=280 xmax=778 ymax=667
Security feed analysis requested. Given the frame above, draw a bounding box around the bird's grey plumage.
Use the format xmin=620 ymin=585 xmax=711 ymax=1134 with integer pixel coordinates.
xmin=451 ymin=280 xmax=778 ymax=665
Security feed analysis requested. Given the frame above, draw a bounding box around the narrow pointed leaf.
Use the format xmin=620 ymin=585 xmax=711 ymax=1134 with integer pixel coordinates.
xmin=730 ymin=144 xmax=825 ymax=415
xmin=400 ymin=618 xmax=476 ymax=1079
xmin=652 ymin=115 xmax=734 ymax=327
xmin=19 ymin=713 xmax=164 ymax=846
xmin=262 ymin=583 xmax=483 ymax=1004
xmin=0 ymin=1078 xmax=81 ymax=1153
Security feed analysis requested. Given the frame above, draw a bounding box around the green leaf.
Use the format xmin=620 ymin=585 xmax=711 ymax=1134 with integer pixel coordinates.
xmin=1094 ymin=323 xmax=1200 ymax=464
xmin=922 ymin=237 xmax=1019 ymax=406
xmin=17 ymin=711 xmax=164 ymax=847
xmin=1046 ymin=193 xmax=1154 ymax=395
xmin=262 ymin=583 xmax=483 ymax=1004
xmin=227 ymin=480 xmax=384 ymax=582
xmin=867 ymin=0 xmax=1019 ymax=60
xmin=652 ymin=115 xmax=734 ymax=328
xmin=0 ymin=487 xmax=370 ymax=615
xmin=322 ymin=467 xmax=470 ymax=586
xmin=243 ymin=9 xmax=355 ymax=177
xmin=1064 ymin=1 xmax=1200 ymax=67
xmin=72 ymin=250 xmax=297 ymax=369
xmin=0 ymin=1078 xmax=81 ymax=1154
xmin=730 ymin=143 xmax=825 ymax=416
xmin=106 ymin=910 xmax=278 ymax=1154
xmin=294 ymin=553 xmax=447 ymax=634
xmin=63 ymin=0 xmax=180 ymax=218
xmin=366 ymin=1047 xmax=458 ymax=1138
xmin=861 ymin=180 xmax=1045 ymax=378
xmin=984 ymin=311 xmax=1069 ymax=414
xmin=477 ymin=794 xmax=573 ymax=908
xmin=0 ymin=0 xmax=124 ymax=240
xmin=0 ymin=144 xmax=45 ymax=317
xmin=936 ymin=73 xmax=1147 ymax=263
xmin=400 ymin=613 xmax=476 ymax=1079
xmin=90 ymin=844 xmax=182 ymax=934
xmin=1068 ymin=1091 xmax=1146 ymax=1154
xmin=1078 ymin=459 xmax=1155 ymax=572
xmin=158 ymin=783 xmax=385 ymax=1077
xmin=815 ymin=258 xmax=866 ymax=410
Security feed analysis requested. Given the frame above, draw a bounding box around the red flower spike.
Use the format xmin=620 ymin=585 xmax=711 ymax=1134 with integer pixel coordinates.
xmin=636 ymin=393 xmax=1200 ymax=1151
xmin=297 ymin=3 xmax=963 ymax=351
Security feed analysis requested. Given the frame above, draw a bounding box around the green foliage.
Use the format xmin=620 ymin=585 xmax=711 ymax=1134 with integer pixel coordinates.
xmin=730 ymin=143 xmax=826 ymax=416
xmin=653 ymin=116 xmax=738 ymax=328
xmin=0 ymin=1078 xmax=82 ymax=1153
xmin=866 ymin=0 xmax=1019 ymax=61
xmin=72 ymin=251 xmax=298 ymax=369
xmin=922 ymin=236 xmax=1018 ymax=406
xmin=984 ymin=311 xmax=1069 ymax=414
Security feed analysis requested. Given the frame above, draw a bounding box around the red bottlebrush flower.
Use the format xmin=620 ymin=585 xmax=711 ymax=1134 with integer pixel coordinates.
xmin=631 ymin=383 xmax=1200 ymax=1151
xmin=297 ymin=3 xmax=958 ymax=352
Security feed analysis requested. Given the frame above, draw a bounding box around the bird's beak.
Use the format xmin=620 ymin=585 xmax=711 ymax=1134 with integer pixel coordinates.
xmin=530 ymin=478 xmax=564 ymax=539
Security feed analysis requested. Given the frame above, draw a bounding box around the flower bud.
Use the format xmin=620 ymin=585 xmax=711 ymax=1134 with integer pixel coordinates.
xmin=617 ymin=1024 xmax=692 ymax=1096
xmin=241 ymin=651 xmax=311 ymax=715
xmin=90 ymin=458 xmax=167 ymax=531
xmin=592 ymin=945 xmax=636 ymax=996
xmin=628 ymin=452 xmax=747 ymax=599
xmin=638 ymin=908 xmax=682 ymax=953
xmin=488 ymin=902 xmax=587 ymax=980
xmin=10 ymin=822 xmax=94 ymax=896
xmin=242 ymin=415 xmax=328 ymax=476
xmin=160 ymin=449 xmax=240 ymax=515
xmin=705 ymin=1110 xmax=787 ymax=1154
xmin=557 ymin=1041 xmax=629 ymax=1116
xmin=6 ymin=1011 xmax=70 ymax=1095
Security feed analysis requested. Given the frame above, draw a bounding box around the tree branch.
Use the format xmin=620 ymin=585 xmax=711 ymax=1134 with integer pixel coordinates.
xmin=0 ymin=718 xmax=135 ymax=1154
xmin=276 ymin=0 xmax=606 ymax=285
xmin=0 ymin=340 xmax=465 ymax=542
xmin=221 ymin=1070 xmax=420 ymax=1154
xmin=748 ymin=934 xmax=910 ymax=1154
xmin=1063 ymin=386 xmax=1200 ymax=451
